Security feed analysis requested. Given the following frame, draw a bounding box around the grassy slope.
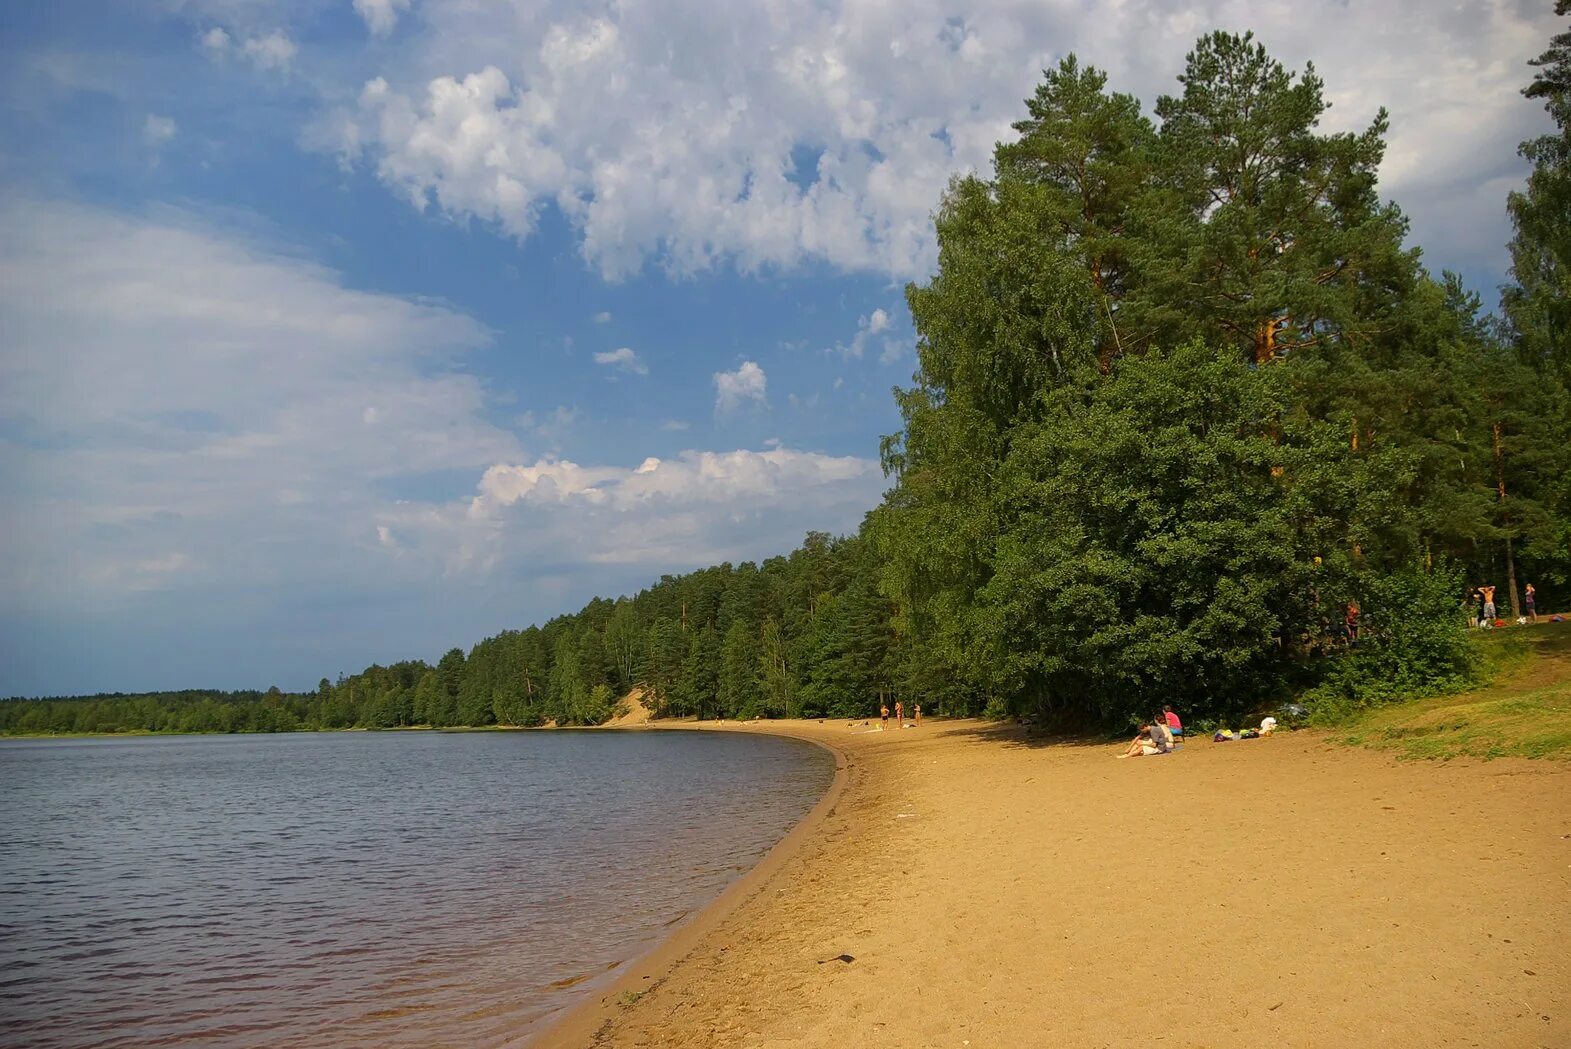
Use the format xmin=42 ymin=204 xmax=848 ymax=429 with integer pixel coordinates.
xmin=1334 ymin=619 xmax=1571 ymax=760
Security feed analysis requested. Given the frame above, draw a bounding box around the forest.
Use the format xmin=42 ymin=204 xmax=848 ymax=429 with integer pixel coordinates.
xmin=5 ymin=21 xmax=1570 ymax=736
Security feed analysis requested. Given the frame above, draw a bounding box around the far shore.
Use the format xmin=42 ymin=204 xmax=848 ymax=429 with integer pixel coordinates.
xmin=534 ymin=715 xmax=1571 ymax=1048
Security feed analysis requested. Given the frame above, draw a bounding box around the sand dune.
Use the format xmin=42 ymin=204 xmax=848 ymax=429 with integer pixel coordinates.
xmin=539 ymin=719 xmax=1571 ymax=1048
xmin=605 ymin=689 xmax=654 ymax=728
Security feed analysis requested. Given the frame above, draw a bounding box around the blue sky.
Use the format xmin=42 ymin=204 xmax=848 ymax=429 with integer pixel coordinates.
xmin=0 ymin=0 xmax=1557 ymax=695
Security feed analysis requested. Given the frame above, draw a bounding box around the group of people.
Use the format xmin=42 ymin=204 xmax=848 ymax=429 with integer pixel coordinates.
xmin=1470 ymin=582 xmax=1539 ymax=627
xmin=1118 ymin=706 xmax=1280 ymax=757
xmin=1119 ymin=706 xmax=1185 ymax=757
xmin=878 ymin=700 xmax=921 ymax=729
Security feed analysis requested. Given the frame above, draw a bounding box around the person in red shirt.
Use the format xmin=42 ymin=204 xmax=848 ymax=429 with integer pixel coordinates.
xmin=1162 ymin=705 xmax=1183 ymax=740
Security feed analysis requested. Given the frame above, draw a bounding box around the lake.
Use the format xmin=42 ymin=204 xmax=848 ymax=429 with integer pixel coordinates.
xmin=0 ymin=729 xmax=833 ymax=1047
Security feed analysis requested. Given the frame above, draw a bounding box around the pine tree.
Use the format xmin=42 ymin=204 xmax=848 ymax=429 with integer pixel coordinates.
xmin=1139 ymin=31 xmax=1415 ymax=364
xmin=1504 ymin=1 xmax=1571 ymax=379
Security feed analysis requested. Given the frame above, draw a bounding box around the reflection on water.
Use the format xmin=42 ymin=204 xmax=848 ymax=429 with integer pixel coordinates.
xmin=0 ymin=730 xmax=831 ymax=1047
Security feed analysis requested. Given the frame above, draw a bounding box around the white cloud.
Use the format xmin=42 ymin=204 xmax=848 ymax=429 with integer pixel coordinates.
xmin=659 ymin=419 xmax=690 ymax=431
xmin=143 ymin=113 xmax=177 ymax=147
xmin=593 ymin=346 xmax=648 ymax=375
xmin=200 ymin=27 xmax=230 ymax=56
xmin=198 ymin=23 xmax=297 ymax=72
xmin=241 ymin=30 xmax=296 ymax=71
xmin=592 ymin=310 xmax=611 ymax=323
xmin=831 ymin=306 xmax=897 ymax=359
xmin=317 ymin=1 xmax=1557 ymax=287
xmin=517 ymin=405 xmax=578 ymax=442
xmin=354 ymin=0 xmax=411 ymax=38
xmin=427 ymin=447 xmax=884 ymax=569
xmin=0 ymin=197 xmax=514 ymax=611
xmin=0 ymin=199 xmax=894 ymax=691
xmin=714 ymin=360 xmax=767 ymax=412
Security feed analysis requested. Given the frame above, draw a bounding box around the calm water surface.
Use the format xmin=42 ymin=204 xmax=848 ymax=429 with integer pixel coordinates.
xmin=0 ymin=730 xmax=833 ymax=1047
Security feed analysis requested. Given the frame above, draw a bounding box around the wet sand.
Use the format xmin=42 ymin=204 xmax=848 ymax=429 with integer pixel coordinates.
xmin=537 ymin=719 xmax=1571 ymax=1048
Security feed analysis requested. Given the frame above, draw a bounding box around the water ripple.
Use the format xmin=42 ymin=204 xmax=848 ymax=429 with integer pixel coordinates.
xmin=0 ymin=731 xmax=830 ymax=1048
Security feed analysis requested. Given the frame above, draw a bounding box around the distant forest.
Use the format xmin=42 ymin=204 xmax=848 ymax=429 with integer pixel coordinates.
xmin=7 ymin=22 xmax=1571 ymax=736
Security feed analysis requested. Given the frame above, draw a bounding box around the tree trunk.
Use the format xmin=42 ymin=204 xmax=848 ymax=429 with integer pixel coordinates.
xmin=1254 ymin=317 xmax=1281 ymax=364
xmin=1492 ymin=421 xmax=1522 ymax=618
xmin=1505 ymin=535 xmax=1521 ymax=620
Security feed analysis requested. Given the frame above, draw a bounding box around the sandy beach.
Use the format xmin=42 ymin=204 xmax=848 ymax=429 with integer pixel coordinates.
xmin=538 ymin=718 xmax=1571 ymax=1048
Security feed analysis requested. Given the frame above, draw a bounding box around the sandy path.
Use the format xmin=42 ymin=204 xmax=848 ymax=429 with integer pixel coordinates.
xmin=538 ymin=721 xmax=1571 ymax=1048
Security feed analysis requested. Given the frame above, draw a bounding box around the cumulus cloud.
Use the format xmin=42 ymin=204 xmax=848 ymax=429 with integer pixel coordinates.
xmin=714 ymin=360 xmax=768 ymax=413
xmin=593 ymin=346 xmax=648 ymax=375
xmin=831 ymin=306 xmax=900 ymax=359
xmin=200 ymin=25 xmax=296 ymax=72
xmin=142 ymin=113 xmax=176 ymax=147
xmin=428 ymin=448 xmax=884 ymax=568
xmin=318 ymin=1 xmax=1556 ymax=287
xmin=241 ymin=30 xmax=296 ymax=70
xmin=354 ymin=0 xmax=411 ymax=38
xmin=200 ymin=27 xmax=230 ymax=56
xmin=0 ymin=198 xmax=514 ymax=670
xmin=0 ymin=200 xmax=889 ymax=692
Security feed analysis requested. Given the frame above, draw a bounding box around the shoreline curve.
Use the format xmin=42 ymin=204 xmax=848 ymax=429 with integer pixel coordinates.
xmin=529 ymin=721 xmax=852 ymax=1049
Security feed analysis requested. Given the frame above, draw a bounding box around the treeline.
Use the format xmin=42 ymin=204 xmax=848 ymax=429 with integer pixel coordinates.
xmin=0 ymin=689 xmax=317 ymax=735
xmin=2 ymin=534 xmax=901 ymax=732
xmin=7 ymin=22 xmax=1571 ymax=735
xmin=871 ymin=27 xmax=1571 ymax=725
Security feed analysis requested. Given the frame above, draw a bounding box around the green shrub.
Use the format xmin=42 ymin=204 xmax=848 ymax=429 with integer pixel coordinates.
xmin=1306 ymin=565 xmax=1472 ymax=720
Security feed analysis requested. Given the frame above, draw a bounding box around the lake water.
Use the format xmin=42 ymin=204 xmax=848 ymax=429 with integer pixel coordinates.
xmin=0 ymin=730 xmax=833 ymax=1047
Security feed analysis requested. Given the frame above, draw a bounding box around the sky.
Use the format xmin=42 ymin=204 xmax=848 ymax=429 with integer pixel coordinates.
xmin=0 ymin=0 xmax=1558 ymax=696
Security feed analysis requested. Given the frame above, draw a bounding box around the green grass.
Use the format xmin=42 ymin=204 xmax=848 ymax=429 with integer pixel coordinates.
xmin=1329 ymin=620 xmax=1571 ymax=760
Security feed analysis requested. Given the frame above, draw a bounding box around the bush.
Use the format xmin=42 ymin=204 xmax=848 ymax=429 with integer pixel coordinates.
xmin=1306 ymin=565 xmax=1472 ymax=720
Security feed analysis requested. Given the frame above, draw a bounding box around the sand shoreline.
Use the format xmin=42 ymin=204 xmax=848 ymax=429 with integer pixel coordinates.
xmin=532 ymin=721 xmax=853 ymax=1048
xmin=533 ymin=716 xmax=1570 ymax=1048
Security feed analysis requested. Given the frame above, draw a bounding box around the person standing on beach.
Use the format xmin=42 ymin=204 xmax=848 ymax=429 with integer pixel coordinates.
xmin=895 ymin=700 xmax=904 ymax=725
xmin=1526 ymin=583 xmax=1537 ymax=623
xmin=880 ymin=703 xmax=889 ymax=730
xmin=914 ymin=703 xmax=922 ymax=725
xmin=1482 ymin=584 xmax=1497 ymax=625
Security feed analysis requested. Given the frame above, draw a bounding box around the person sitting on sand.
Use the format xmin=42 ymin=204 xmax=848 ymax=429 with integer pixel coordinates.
xmin=1118 ymin=725 xmax=1154 ymax=757
xmin=880 ymin=703 xmax=889 ymax=730
xmin=1119 ymin=720 xmax=1171 ymax=758
xmin=1163 ymin=705 xmax=1183 ymax=739
xmin=1151 ymin=715 xmax=1175 ymax=750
